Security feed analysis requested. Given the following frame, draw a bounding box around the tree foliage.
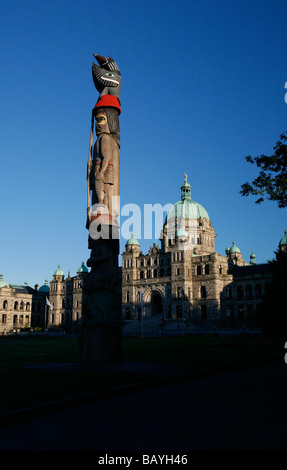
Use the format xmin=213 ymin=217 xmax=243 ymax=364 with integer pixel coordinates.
xmin=240 ymin=132 xmax=287 ymax=208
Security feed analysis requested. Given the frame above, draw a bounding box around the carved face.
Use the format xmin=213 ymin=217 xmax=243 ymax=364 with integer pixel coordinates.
xmin=95 ymin=109 xmax=110 ymax=135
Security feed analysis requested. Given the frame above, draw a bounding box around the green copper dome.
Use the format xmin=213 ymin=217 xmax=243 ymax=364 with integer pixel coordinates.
xmin=126 ymin=233 xmax=140 ymax=246
xmin=166 ymin=174 xmax=210 ymax=222
xmin=0 ymin=274 xmax=9 ymax=288
xmin=229 ymin=241 xmax=241 ymax=253
xmin=77 ymin=261 xmax=88 ymax=273
xmin=167 ymin=199 xmax=210 ymax=221
xmin=53 ymin=265 xmax=64 ymax=276
xmin=279 ymin=229 xmax=287 ymax=246
xmin=39 ymin=279 xmax=50 ymax=293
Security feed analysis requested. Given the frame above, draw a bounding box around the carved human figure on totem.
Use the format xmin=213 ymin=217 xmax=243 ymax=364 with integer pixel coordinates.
xmin=90 ymin=106 xmax=120 ymax=226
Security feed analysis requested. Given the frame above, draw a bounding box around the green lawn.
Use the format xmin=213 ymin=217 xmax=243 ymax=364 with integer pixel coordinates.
xmin=0 ymin=333 xmax=283 ymax=416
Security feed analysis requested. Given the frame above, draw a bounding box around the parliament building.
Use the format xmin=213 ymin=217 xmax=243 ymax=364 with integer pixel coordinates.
xmin=121 ymin=175 xmax=282 ymax=327
xmin=0 ymin=175 xmax=286 ymax=333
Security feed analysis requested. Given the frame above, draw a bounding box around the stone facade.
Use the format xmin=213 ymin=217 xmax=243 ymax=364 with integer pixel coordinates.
xmin=47 ymin=263 xmax=88 ymax=331
xmin=1 ymin=177 xmax=285 ymax=333
xmin=121 ymin=176 xmax=279 ymax=328
xmin=0 ymin=274 xmax=47 ymax=334
xmin=0 ymin=263 xmax=89 ymax=334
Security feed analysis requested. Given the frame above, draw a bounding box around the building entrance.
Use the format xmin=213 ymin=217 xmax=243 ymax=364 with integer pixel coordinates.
xmin=151 ymin=292 xmax=163 ymax=315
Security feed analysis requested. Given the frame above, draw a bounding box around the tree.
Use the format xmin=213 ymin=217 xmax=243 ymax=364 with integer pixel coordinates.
xmin=240 ymin=132 xmax=287 ymax=208
xmin=254 ymin=249 xmax=287 ymax=337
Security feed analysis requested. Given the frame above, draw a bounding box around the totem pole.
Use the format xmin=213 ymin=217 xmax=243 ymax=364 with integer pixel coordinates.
xmin=79 ymin=54 xmax=122 ymax=363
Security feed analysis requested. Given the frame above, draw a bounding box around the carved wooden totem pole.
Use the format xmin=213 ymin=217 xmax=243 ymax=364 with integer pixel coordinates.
xmin=79 ymin=54 xmax=122 ymax=363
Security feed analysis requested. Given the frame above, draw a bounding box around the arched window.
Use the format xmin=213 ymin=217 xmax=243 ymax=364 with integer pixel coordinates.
xmin=226 ymin=286 xmax=232 ymax=298
xmin=201 ymin=286 xmax=207 ymax=299
xmin=26 ymin=302 xmax=30 ymax=311
xmin=14 ymin=301 xmax=19 ymax=310
xmin=126 ymin=291 xmax=130 ymax=303
xmin=160 ymin=268 xmax=165 ymax=277
xmin=205 ymin=264 xmax=210 ymax=275
xmin=255 ymin=284 xmax=262 ymax=297
xmin=246 ymin=285 xmax=252 ymax=298
xmin=197 ymin=265 xmax=202 ymax=275
xmin=140 ymin=271 xmax=144 ymax=279
xmin=3 ymin=300 xmax=8 ymax=309
xmin=237 ymin=285 xmax=244 ymax=298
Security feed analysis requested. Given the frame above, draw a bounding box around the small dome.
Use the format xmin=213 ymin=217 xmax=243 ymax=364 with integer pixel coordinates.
xmin=175 ymin=221 xmax=189 ymax=240
xmin=0 ymin=273 xmax=9 ymax=288
xmin=53 ymin=265 xmax=64 ymax=276
xmin=250 ymin=252 xmax=256 ymax=265
xmin=126 ymin=233 xmax=140 ymax=246
xmin=229 ymin=241 xmax=241 ymax=254
xmin=39 ymin=279 xmax=50 ymax=292
xmin=279 ymin=229 xmax=287 ymax=246
xmin=77 ymin=261 xmax=88 ymax=273
xmin=167 ymin=175 xmax=210 ymax=222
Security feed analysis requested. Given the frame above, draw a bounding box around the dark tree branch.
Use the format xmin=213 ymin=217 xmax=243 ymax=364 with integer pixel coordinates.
xmin=240 ymin=132 xmax=287 ymax=208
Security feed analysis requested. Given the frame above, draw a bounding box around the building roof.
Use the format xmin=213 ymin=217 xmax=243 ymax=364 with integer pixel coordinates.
xmin=166 ymin=175 xmax=210 ymax=222
xmin=279 ymin=229 xmax=287 ymax=246
xmin=231 ymin=263 xmax=272 ymax=278
xmin=77 ymin=261 xmax=89 ymax=273
xmin=53 ymin=265 xmax=64 ymax=276
xmin=167 ymin=199 xmax=210 ymax=221
xmin=229 ymin=241 xmax=241 ymax=254
xmin=0 ymin=274 xmax=9 ymax=288
xmin=126 ymin=233 xmax=140 ymax=246
xmin=39 ymin=279 xmax=50 ymax=292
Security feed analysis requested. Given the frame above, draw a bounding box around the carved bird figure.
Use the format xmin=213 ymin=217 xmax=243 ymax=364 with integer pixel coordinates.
xmin=92 ymin=54 xmax=121 ymax=103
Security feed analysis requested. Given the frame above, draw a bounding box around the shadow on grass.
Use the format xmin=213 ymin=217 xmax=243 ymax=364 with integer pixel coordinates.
xmin=0 ymin=334 xmax=283 ymax=415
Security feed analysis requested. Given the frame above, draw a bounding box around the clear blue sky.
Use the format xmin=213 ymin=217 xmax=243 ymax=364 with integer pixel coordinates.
xmin=0 ymin=0 xmax=286 ymax=288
